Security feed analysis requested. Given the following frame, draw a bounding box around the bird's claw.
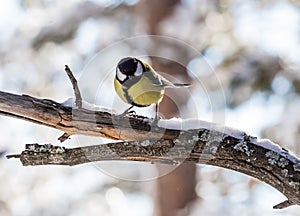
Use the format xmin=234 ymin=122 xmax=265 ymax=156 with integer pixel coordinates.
xmin=119 ymin=106 xmax=135 ymax=117
xmin=128 ymin=110 xmax=136 ymax=115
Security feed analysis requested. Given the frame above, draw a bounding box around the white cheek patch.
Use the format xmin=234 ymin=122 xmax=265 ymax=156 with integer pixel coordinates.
xmin=116 ymin=68 xmax=127 ymax=82
xmin=134 ymin=62 xmax=143 ymax=76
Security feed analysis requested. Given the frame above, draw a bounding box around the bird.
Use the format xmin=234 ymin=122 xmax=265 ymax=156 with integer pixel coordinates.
xmin=114 ymin=57 xmax=191 ymax=121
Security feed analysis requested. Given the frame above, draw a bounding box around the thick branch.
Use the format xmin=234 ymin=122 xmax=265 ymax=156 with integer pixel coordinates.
xmin=1 ymin=91 xmax=300 ymax=209
xmin=0 ymin=91 xmax=177 ymax=141
xmin=8 ymin=132 xmax=300 ymax=209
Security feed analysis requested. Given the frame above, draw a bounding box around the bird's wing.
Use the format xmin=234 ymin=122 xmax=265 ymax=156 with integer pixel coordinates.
xmin=142 ymin=62 xmax=191 ymax=88
xmin=143 ymin=70 xmax=165 ymax=86
xmin=145 ymin=71 xmax=191 ymax=88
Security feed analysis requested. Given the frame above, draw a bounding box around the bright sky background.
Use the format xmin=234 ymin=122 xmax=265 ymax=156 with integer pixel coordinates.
xmin=0 ymin=0 xmax=300 ymax=215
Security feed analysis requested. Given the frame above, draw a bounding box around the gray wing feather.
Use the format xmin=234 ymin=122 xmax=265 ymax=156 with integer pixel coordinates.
xmin=144 ymin=70 xmax=191 ymax=88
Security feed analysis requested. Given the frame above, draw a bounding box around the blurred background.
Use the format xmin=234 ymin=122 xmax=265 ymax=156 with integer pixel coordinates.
xmin=0 ymin=0 xmax=300 ymax=215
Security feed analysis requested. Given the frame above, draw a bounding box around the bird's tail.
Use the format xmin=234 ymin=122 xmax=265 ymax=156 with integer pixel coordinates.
xmin=172 ymin=83 xmax=191 ymax=88
xmin=158 ymin=83 xmax=191 ymax=88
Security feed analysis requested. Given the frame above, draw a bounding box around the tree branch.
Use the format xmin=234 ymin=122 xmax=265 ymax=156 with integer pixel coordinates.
xmin=64 ymin=65 xmax=82 ymax=108
xmin=56 ymin=65 xmax=83 ymax=142
xmin=6 ymin=129 xmax=300 ymax=209
xmin=1 ymin=90 xmax=300 ymax=209
xmin=0 ymin=91 xmax=175 ymax=141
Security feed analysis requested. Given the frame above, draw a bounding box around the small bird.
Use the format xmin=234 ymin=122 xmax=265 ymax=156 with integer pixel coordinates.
xmin=114 ymin=57 xmax=191 ymax=121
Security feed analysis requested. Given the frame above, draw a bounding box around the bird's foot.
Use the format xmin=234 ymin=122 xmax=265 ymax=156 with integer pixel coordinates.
xmin=126 ymin=110 xmax=136 ymax=116
xmin=119 ymin=106 xmax=135 ymax=117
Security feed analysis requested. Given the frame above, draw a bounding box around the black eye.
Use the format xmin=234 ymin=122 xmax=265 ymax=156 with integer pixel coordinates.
xmin=117 ymin=57 xmax=137 ymax=75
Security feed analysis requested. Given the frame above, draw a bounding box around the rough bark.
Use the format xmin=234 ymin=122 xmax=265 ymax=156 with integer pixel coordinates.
xmin=1 ymin=91 xmax=300 ymax=209
xmin=0 ymin=91 xmax=175 ymax=141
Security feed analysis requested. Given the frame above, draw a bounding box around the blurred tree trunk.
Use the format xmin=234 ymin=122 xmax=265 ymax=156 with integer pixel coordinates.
xmin=137 ymin=1 xmax=197 ymax=215
xmin=151 ymin=56 xmax=197 ymax=216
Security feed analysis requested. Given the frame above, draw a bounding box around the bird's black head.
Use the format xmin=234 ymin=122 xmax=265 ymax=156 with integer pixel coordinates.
xmin=116 ymin=57 xmax=144 ymax=83
xmin=117 ymin=57 xmax=139 ymax=76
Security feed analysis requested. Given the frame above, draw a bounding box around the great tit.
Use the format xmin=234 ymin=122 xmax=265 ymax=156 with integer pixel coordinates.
xmin=114 ymin=57 xmax=190 ymax=120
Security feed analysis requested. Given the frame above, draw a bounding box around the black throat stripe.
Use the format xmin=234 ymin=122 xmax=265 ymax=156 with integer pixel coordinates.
xmin=121 ymin=75 xmax=141 ymax=88
xmin=122 ymin=87 xmax=148 ymax=107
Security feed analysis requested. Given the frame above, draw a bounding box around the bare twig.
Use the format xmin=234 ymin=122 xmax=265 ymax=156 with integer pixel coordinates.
xmin=5 ymin=154 xmax=20 ymax=159
xmin=273 ymin=200 xmax=294 ymax=209
xmin=64 ymin=65 xmax=82 ymax=108
xmin=58 ymin=132 xmax=70 ymax=142
xmin=59 ymin=65 xmax=83 ymax=142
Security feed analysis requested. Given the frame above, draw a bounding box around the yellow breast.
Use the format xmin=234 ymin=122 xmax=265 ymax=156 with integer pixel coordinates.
xmin=114 ymin=76 xmax=164 ymax=107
